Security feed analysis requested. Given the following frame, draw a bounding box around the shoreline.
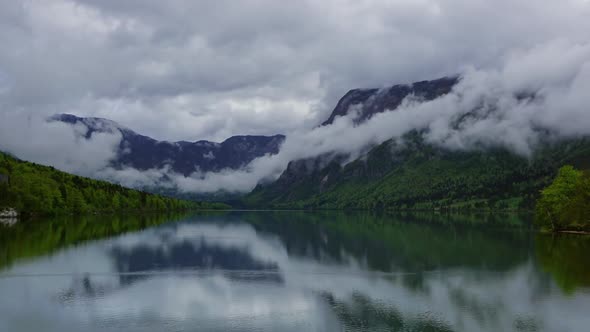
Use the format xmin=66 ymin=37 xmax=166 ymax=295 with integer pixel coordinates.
xmin=4 ymin=209 xmax=589 ymax=236
xmin=558 ymin=230 xmax=590 ymax=235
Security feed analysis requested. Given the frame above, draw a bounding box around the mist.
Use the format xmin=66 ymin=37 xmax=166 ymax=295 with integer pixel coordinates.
xmin=88 ymin=40 xmax=588 ymax=194
xmin=0 ymin=111 xmax=122 ymax=176
xmin=1 ymin=39 xmax=589 ymax=194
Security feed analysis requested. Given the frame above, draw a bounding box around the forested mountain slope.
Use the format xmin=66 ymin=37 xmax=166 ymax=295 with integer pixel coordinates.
xmin=244 ymin=72 xmax=590 ymax=211
xmin=245 ymin=134 xmax=590 ymax=210
xmin=0 ymin=152 xmax=228 ymax=217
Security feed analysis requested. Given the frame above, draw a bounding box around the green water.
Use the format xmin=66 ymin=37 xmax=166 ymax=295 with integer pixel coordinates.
xmin=0 ymin=211 xmax=589 ymax=331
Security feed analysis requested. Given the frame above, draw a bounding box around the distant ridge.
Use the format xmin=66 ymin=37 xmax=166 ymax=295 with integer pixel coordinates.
xmin=51 ymin=114 xmax=285 ymax=176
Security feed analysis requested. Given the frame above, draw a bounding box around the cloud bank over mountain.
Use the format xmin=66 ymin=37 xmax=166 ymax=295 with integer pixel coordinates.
xmin=88 ymin=40 xmax=590 ymax=194
xmin=0 ymin=112 xmax=122 ymax=175
xmin=2 ymin=0 xmax=590 ymax=139
xmin=1 ymin=1 xmax=590 ymax=193
xmin=200 ymin=46 xmax=590 ymax=192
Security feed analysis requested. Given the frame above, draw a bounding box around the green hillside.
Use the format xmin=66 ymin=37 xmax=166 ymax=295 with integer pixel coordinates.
xmin=0 ymin=152 xmax=229 ymax=217
xmin=245 ymin=134 xmax=590 ymax=212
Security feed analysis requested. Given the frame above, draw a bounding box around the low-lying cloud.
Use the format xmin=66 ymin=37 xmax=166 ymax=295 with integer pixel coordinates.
xmin=0 ymin=111 xmax=122 ymax=175
xmin=47 ymin=40 xmax=588 ymax=194
xmin=1 ymin=0 xmax=590 ymax=195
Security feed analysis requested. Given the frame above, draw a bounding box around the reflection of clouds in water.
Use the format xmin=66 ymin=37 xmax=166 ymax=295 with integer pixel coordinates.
xmin=0 ymin=220 xmax=589 ymax=331
xmin=95 ymin=275 xmax=338 ymax=328
xmin=111 ymin=222 xmax=289 ymax=266
xmin=110 ymin=240 xmax=283 ymax=287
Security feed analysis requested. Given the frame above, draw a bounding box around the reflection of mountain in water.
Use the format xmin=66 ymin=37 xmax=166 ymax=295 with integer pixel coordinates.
xmin=58 ymin=236 xmax=283 ymax=301
xmin=4 ymin=212 xmax=590 ymax=332
xmin=0 ymin=213 xmax=190 ymax=272
xmin=243 ymin=211 xmax=533 ymax=273
xmin=110 ymin=239 xmax=282 ymax=285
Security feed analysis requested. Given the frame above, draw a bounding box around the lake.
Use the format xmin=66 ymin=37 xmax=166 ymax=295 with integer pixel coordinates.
xmin=0 ymin=211 xmax=589 ymax=331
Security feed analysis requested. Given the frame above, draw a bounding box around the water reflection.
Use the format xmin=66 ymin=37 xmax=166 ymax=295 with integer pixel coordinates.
xmin=0 ymin=211 xmax=589 ymax=332
xmin=110 ymin=236 xmax=282 ymax=286
xmin=535 ymin=233 xmax=590 ymax=293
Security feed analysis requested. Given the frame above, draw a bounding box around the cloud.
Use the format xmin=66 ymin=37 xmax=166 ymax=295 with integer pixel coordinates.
xmin=1 ymin=1 xmax=590 ymax=193
xmin=0 ymin=111 xmax=122 ymax=175
xmin=123 ymin=40 xmax=590 ymax=194
xmin=17 ymin=39 xmax=585 ymax=195
xmin=2 ymin=0 xmax=590 ymax=141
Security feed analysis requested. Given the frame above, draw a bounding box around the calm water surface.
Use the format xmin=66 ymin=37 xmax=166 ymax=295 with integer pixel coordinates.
xmin=0 ymin=211 xmax=589 ymax=332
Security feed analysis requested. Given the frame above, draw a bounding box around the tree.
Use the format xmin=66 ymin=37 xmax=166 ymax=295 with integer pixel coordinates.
xmin=535 ymin=166 xmax=583 ymax=232
xmin=67 ymin=187 xmax=88 ymax=214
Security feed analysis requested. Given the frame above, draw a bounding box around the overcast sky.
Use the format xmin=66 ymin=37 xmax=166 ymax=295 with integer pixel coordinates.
xmin=1 ymin=0 xmax=589 ymax=142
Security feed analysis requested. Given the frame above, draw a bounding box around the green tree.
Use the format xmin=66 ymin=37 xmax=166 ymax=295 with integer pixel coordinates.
xmin=67 ymin=187 xmax=88 ymax=214
xmin=535 ymin=166 xmax=583 ymax=232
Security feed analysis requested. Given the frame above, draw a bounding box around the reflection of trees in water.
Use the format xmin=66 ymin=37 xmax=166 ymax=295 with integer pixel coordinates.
xmin=0 ymin=212 xmax=195 ymax=271
xmin=57 ymin=273 xmax=112 ymax=303
xmin=400 ymin=273 xmax=431 ymax=295
xmin=318 ymin=267 xmax=549 ymax=332
xmin=242 ymin=211 xmax=589 ymax=295
xmin=536 ymin=234 xmax=590 ymax=293
xmin=26 ymin=211 xmax=589 ymax=331
xmin=11 ymin=210 xmax=590 ymax=327
xmin=321 ymin=291 xmax=454 ymax=332
xmin=446 ymin=276 xmax=541 ymax=331
xmin=243 ymin=211 xmax=532 ymax=274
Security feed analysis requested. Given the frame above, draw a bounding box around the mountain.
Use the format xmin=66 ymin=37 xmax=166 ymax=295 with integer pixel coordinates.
xmin=245 ymin=133 xmax=590 ymax=210
xmin=0 ymin=151 xmax=229 ymax=217
xmin=244 ymin=77 xmax=590 ymax=210
xmin=52 ymin=114 xmax=285 ymax=176
xmin=321 ymin=76 xmax=458 ymax=125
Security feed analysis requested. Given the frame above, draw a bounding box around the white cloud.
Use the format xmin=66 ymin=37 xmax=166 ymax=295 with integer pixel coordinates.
xmin=2 ymin=1 xmax=590 ymax=193
xmin=0 ymin=111 xmax=121 ymax=175
xmin=126 ymin=40 xmax=590 ymax=193
xmin=2 ymin=0 xmax=590 ymax=140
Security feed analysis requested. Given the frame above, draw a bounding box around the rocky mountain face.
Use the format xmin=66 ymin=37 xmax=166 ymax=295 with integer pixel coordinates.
xmin=52 ymin=114 xmax=285 ymax=176
xmin=321 ymin=76 xmax=458 ymax=125
xmin=265 ymin=76 xmax=460 ymax=195
xmin=247 ymin=76 xmax=461 ymax=200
